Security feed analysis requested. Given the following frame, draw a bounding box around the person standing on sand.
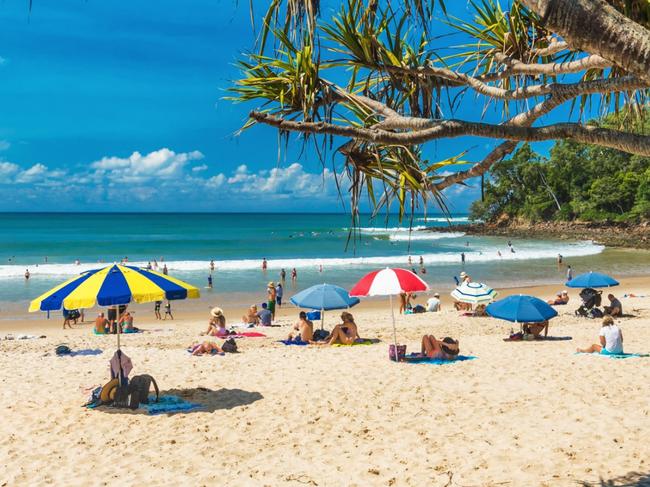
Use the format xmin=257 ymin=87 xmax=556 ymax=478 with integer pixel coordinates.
xmin=262 ymin=258 xmax=268 ymax=271
xmin=267 ymin=282 xmax=277 ymax=318
xmin=276 ymin=282 xmax=283 ymax=307
xmin=163 ymin=264 xmax=168 ymax=275
xmin=163 ymin=301 xmax=173 ymax=320
xmin=566 ymin=265 xmax=573 ymax=281
xmin=154 ymin=301 xmax=162 ymax=320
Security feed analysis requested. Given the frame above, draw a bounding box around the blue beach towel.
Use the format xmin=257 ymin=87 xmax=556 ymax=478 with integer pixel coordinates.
xmin=402 ymin=354 xmax=476 ymax=364
xmin=279 ymin=339 xmax=309 ymax=346
xmin=576 ymin=352 xmax=649 ymax=359
xmin=142 ymin=395 xmax=203 ymax=415
xmin=58 ymin=348 xmax=103 ymax=357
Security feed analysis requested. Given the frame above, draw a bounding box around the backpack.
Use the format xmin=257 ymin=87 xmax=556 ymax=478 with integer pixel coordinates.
xmin=313 ymin=329 xmax=329 ymax=342
xmin=55 ymin=344 xmax=72 ymax=356
xmin=222 ymin=338 xmax=238 ymax=353
xmin=112 ymin=383 xmax=131 ymax=408
xmin=128 ymin=374 xmax=160 ymax=409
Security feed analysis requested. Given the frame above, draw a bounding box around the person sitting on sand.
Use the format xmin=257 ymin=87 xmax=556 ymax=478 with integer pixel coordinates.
xmin=256 ymin=302 xmax=273 ymax=326
xmin=241 ymin=305 xmax=259 ymax=326
xmin=321 ymin=312 xmax=361 ymax=345
xmin=94 ymin=312 xmax=109 ymax=334
xmin=205 ymin=307 xmax=230 ymax=337
xmin=453 ymin=301 xmax=472 ymax=311
xmin=523 ymin=320 xmax=549 ymax=338
xmin=190 ymin=341 xmax=224 ymax=356
xmin=604 ymin=294 xmax=623 ymax=317
xmin=547 ymin=290 xmax=570 ymax=306
xmin=474 ymin=304 xmax=488 ymax=317
xmin=576 ymin=315 xmax=623 ymax=354
xmin=426 ymin=293 xmax=441 ymax=312
xmin=411 ymin=335 xmax=459 ymax=361
xmin=121 ymin=312 xmax=138 ymax=332
xmin=288 ymin=311 xmax=314 ymax=342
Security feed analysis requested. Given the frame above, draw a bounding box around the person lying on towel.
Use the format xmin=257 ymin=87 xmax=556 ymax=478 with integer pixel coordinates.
xmin=319 ymin=312 xmax=362 ymax=345
xmin=406 ymin=335 xmax=459 ymax=361
xmin=287 ymin=311 xmax=314 ymax=343
xmin=576 ymin=315 xmax=623 ymax=355
xmin=547 ymin=290 xmax=570 ymax=306
xmin=190 ymin=341 xmax=224 ymax=356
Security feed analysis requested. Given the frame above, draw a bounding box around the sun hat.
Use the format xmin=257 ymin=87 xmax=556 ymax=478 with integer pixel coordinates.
xmin=433 ymin=292 xmax=440 ymax=297
xmin=210 ymin=307 xmax=223 ymax=318
xmin=562 ymin=290 xmax=568 ymax=294
xmin=268 ymin=281 xmax=275 ymax=288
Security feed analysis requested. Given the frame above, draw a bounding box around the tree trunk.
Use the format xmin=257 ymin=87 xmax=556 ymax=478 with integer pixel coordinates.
xmin=520 ymin=0 xmax=650 ymax=84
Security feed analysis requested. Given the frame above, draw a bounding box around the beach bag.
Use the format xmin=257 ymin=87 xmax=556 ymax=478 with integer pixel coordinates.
xmin=389 ymin=344 xmax=407 ymax=362
xmin=222 ymin=338 xmax=238 ymax=353
xmin=413 ymin=305 xmax=426 ymax=314
xmin=313 ymin=329 xmax=329 ymax=342
xmin=589 ymin=308 xmax=604 ymax=319
xmin=127 ymin=374 xmax=159 ymax=409
xmin=55 ymin=344 xmax=72 ymax=356
xmin=68 ymin=309 xmax=81 ymax=320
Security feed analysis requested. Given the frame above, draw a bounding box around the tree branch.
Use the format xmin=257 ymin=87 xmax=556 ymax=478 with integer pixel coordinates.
xmin=493 ymin=53 xmax=611 ymax=76
xmin=520 ymin=0 xmax=650 ymax=83
xmin=250 ymin=111 xmax=650 ymax=156
xmin=531 ymin=40 xmax=569 ymax=57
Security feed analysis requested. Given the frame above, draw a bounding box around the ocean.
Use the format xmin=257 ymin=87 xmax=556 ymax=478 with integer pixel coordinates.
xmin=1 ymin=213 xmax=649 ymax=316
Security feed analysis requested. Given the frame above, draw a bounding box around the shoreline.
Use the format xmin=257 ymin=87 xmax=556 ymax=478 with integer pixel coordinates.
xmin=432 ymin=219 xmax=650 ymax=249
xmin=3 ymin=275 xmax=648 ymax=334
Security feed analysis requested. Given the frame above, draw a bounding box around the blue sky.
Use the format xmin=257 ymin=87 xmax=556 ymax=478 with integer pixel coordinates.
xmin=0 ymin=1 xmax=578 ymax=213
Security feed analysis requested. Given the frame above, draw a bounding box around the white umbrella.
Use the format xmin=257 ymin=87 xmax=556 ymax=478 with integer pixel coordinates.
xmin=451 ymin=282 xmax=498 ymax=305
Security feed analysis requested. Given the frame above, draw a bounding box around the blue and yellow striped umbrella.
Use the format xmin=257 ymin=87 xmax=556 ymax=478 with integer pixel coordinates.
xmin=29 ymin=264 xmax=200 ymax=312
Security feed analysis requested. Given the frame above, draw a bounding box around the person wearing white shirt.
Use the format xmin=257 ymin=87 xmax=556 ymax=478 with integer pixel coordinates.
xmin=577 ymin=316 xmax=623 ymax=354
xmin=426 ymin=293 xmax=441 ymax=312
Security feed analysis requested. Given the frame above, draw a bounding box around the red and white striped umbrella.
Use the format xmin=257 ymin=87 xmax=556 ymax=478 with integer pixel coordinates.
xmin=350 ymin=268 xmax=429 ymax=361
xmin=350 ymin=268 xmax=429 ymax=296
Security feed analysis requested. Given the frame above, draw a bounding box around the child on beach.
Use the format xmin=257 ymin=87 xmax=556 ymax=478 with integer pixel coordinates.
xmin=164 ymin=301 xmax=173 ymax=320
xmin=576 ymin=316 xmax=623 ymax=354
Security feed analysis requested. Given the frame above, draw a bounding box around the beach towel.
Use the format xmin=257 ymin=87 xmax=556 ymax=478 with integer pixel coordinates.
xmin=503 ymin=336 xmax=572 ymax=342
xmin=402 ymin=354 xmax=477 ymax=364
xmin=331 ymin=339 xmax=376 ymax=347
xmin=213 ymin=332 xmax=266 ymax=339
xmin=576 ymin=352 xmax=650 ymax=359
xmin=68 ymin=349 xmax=103 ymax=356
xmin=142 ymin=395 xmax=203 ymax=415
xmin=279 ymin=339 xmax=309 ymax=346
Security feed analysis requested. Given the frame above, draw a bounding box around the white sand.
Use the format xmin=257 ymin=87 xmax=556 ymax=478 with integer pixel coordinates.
xmin=1 ymin=280 xmax=650 ymax=486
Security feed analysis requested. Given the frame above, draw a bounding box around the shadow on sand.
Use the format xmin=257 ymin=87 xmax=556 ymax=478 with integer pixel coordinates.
xmin=93 ymin=387 xmax=263 ymax=415
xmin=578 ymin=471 xmax=650 ymax=486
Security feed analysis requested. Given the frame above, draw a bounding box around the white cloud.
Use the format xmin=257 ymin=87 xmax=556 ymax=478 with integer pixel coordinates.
xmin=0 ymin=161 xmax=20 ymax=181
xmin=15 ymin=163 xmax=66 ymax=184
xmin=0 ymin=140 xmax=10 ymax=151
xmin=206 ymin=173 xmax=225 ymax=188
xmin=91 ymin=148 xmax=204 ymax=183
xmin=192 ymin=164 xmax=208 ymax=172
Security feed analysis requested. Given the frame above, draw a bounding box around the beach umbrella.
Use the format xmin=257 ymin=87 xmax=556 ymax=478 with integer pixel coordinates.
xmin=290 ymin=283 xmax=360 ymax=329
xmin=451 ymin=282 xmax=498 ymax=305
xmin=486 ymin=295 xmax=558 ymax=323
xmin=566 ymin=271 xmax=619 ymax=288
xmin=29 ymin=264 xmax=200 ymax=350
xmin=350 ymin=268 xmax=429 ymax=358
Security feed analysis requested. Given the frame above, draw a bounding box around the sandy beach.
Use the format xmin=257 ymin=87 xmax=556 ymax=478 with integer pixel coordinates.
xmin=1 ymin=278 xmax=649 ymax=486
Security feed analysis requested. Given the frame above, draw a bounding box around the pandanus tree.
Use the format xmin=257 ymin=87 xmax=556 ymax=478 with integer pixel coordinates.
xmin=229 ymin=0 xmax=650 ymax=222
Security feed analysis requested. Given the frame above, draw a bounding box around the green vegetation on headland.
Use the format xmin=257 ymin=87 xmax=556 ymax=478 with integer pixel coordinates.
xmin=470 ymin=114 xmax=650 ymax=224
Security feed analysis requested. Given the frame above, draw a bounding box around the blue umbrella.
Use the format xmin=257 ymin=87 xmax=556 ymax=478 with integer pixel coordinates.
xmin=290 ymin=284 xmax=360 ymax=329
xmin=566 ymin=271 xmax=619 ymax=288
xmin=486 ymin=295 xmax=558 ymax=323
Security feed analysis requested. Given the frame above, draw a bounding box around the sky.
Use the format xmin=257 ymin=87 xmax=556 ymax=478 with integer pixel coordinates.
xmin=0 ymin=0 xmax=579 ymax=213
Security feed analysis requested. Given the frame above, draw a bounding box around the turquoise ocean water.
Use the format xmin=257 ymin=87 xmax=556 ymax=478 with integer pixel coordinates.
xmin=1 ymin=213 xmax=649 ymax=316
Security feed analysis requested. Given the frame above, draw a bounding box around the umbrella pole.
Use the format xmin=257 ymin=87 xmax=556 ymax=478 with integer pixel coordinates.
xmin=389 ymin=294 xmax=398 ymax=361
xmin=321 ymin=309 xmax=325 ymax=331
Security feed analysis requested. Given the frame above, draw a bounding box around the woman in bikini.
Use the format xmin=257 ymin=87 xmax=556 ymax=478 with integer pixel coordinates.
xmin=190 ymin=341 xmax=224 ymax=356
xmin=323 ymin=312 xmax=361 ymax=345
